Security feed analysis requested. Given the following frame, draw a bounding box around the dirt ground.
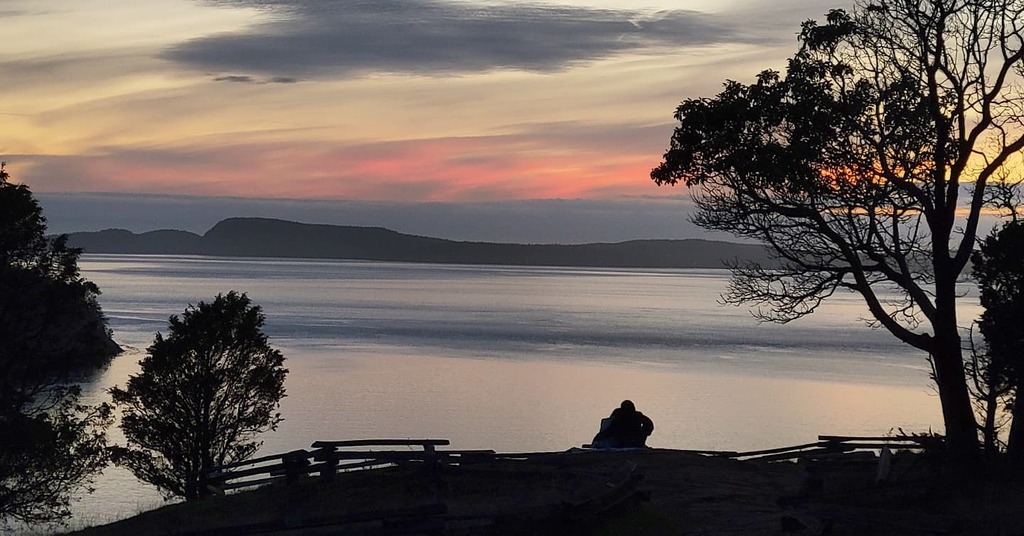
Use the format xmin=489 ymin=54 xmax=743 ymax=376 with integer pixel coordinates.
xmin=68 ymin=448 xmax=1024 ymax=536
xmin=593 ymin=448 xmax=1024 ymax=536
xmin=553 ymin=448 xmax=807 ymax=535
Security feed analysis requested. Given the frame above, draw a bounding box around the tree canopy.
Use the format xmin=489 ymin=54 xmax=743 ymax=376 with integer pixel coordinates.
xmin=972 ymin=221 xmax=1024 ymax=457
xmin=0 ymin=164 xmax=118 ymax=525
xmin=652 ymin=0 xmax=1024 ymax=461
xmin=111 ymin=291 xmax=287 ymax=501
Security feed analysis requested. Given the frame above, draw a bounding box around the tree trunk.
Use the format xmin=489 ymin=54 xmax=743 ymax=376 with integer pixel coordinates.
xmin=931 ymin=332 xmax=979 ymax=464
xmin=982 ymin=390 xmax=999 ymax=457
xmin=1007 ymin=378 xmax=1024 ymax=462
xmin=929 ymin=250 xmax=979 ymax=465
xmin=184 ymin=479 xmax=199 ymax=502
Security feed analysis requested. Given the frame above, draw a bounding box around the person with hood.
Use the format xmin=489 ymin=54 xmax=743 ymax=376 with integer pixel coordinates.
xmin=591 ymin=400 xmax=654 ymax=448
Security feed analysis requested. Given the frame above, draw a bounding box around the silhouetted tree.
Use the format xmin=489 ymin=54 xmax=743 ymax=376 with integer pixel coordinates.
xmin=652 ymin=0 xmax=1024 ymax=462
xmin=111 ymin=292 xmax=287 ymax=501
xmin=972 ymin=221 xmax=1024 ymax=460
xmin=965 ymin=326 xmax=1011 ymax=457
xmin=0 ymin=163 xmax=117 ymax=525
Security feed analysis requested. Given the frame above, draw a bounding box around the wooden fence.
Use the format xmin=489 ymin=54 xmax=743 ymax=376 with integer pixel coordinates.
xmin=726 ymin=434 xmax=943 ymax=462
xmin=204 ymin=439 xmax=496 ymax=494
xmin=203 ymin=434 xmax=942 ymax=494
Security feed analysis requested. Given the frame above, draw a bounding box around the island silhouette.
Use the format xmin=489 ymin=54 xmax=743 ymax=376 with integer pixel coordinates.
xmin=65 ymin=217 xmax=776 ymax=269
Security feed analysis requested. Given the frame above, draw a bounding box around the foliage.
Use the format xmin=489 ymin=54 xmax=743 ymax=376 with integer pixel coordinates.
xmin=111 ymin=291 xmax=288 ymax=501
xmin=971 ymin=221 xmax=1024 ymax=458
xmin=0 ymin=398 xmax=111 ymax=525
xmin=652 ymin=0 xmax=1024 ymax=461
xmin=965 ymin=325 xmax=1012 ymax=457
xmin=0 ymin=163 xmax=118 ymax=525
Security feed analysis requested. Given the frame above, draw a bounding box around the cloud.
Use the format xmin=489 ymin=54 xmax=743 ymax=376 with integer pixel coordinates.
xmin=165 ymin=0 xmax=745 ymax=78
xmin=213 ymin=74 xmax=299 ymax=83
xmin=14 ymin=120 xmax=674 ymax=202
xmin=213 ymin=74 xmax=256 ymax=83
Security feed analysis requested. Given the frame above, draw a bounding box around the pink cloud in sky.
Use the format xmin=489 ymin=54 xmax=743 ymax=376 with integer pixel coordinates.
xmin=20 ymin=130 xmax=674 ymax=202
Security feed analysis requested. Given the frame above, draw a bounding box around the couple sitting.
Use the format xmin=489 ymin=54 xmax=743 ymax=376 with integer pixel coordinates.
xmin=591 ymin=400 xmax=654 ymax=449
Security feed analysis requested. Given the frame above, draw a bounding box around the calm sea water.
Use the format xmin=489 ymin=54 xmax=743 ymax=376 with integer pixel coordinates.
xmin=60 ymin=254 xmax=960 ymax=526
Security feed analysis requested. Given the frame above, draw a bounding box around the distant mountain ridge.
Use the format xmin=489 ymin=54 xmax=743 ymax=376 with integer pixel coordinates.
xmin=66 ymin=217 xmax=774 ymax=269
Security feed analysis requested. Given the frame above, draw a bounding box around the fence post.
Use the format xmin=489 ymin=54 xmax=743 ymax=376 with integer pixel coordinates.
xmin=320 ymin=448 xmax=338 ymax=483
xmin=283 ymin=450 xmax=310 ymax=485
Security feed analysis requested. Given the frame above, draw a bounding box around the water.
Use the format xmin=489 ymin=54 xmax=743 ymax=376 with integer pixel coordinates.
xmin=63 ymin=255 xmax=954 ymax=526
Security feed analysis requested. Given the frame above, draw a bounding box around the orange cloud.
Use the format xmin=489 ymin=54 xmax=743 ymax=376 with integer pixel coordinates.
xmin=19 ymin=129 xmax=676 ymax=202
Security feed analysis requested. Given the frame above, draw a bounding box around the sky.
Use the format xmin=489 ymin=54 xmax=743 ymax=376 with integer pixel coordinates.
xmin=3 ymin=0 xmax=848 ymax=242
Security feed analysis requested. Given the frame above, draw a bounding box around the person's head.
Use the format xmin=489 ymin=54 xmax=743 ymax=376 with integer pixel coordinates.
xmin=620 ymin=400 xmax=636 ymax=412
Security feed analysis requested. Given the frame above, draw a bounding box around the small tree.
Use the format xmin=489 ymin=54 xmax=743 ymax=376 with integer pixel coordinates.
xmin=0 ymin=163 xmax=117 ymax=525
xmin=0 ymin=400 xmax=111 ymax=526
xmin=971 ymin=221 xmax=1024 ymax=459
xmin=964 ymin=326 xmax=1012 ymax=457
xmin=652 ymin=0 xmax=1024 ymax=462
xmin=111 ymin=292 xmax=287 ymax=500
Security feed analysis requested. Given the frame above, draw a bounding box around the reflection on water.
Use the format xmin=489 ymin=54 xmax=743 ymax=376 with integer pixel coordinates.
xmin=266 ymin=350 xmax=941 ymax=455
xmin=62 ymin=255 xmax=954 ymax=526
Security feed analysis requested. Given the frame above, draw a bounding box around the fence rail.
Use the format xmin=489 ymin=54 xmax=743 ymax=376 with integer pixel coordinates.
xmin=204 ymin=439 xmax=496 ymax=493
xmin=728 ymin=434 xmax=943 ymax=462
xmin=204 ymin=434 xmax=943 ymax=493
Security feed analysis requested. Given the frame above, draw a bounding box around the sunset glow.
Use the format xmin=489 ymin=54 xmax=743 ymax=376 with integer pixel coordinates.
xmin=2 ymin=0 xmax=848 ymax=205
